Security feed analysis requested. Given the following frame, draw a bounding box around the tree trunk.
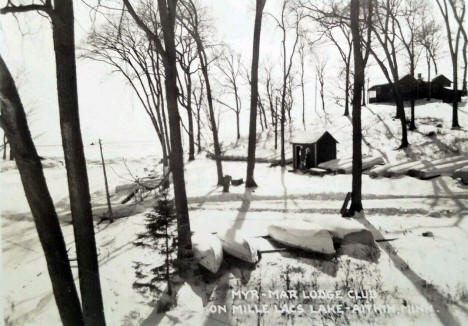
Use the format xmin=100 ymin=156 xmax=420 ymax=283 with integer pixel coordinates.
xmin=158 ymin=0 xmax=193 ymax=260
xmin=362 ymin=78 xmax=366 ymax=106
xmin=280 ymin=91 xmax=286 ymax=166
xmin=246 ymin=0 xmax=266 ymax=187
xmin=395 ymin=94 xmax=409 ymax=148
xmin=409 ymin=58 xmax=416 ymax=131
xmin=197 ymin=102 xmax=202 ymax=153
xmin=234 ymin=84 xmax=241 ymax=140
xmin=198 ymin=48 xmax=223 ymax=185
xmin=349 ymin=0 xmax=364 ymax=215
xmin=301 ymin=66 xmax=305 ymax=126
xmin=51 ymin=2 xmax=106 ymax=325
xmin=462 ymin=32 xmax=467 ymax=93
xmin=274 ymin=97 xmax=278 ymax=150
xmin=2 ymin=135 xmax=6 ymax=160
xmin=427 ymin=57 xmax=432 ymax=101
xmin=452 ymin=63 xmax=460 ymax=128
xmin=186 ymin=76 xmax=195 ymax=161
xmin=320 ymin=85 xmax=325 ymax=112
xmin=344 ymin=62 xmax=350 ymax=116
xmin=9 ymin=144 xmax=14 ymax=160
xmin=0 ymin=55 xmax=85 ymax=326
xmin=236 ymin=111 xmax=240 ymax=140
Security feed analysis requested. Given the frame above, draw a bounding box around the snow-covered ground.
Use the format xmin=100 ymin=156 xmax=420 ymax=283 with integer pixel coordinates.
xmin=2 ymin=99 xmax=468 ymax=325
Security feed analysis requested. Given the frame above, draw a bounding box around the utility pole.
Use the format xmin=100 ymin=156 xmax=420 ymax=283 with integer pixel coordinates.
xmin=97 ymin=139 xmax=113 ymax=222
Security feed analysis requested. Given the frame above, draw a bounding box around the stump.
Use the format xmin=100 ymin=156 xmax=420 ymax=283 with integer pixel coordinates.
xmin=222 ymin=175 xmax=232 ymax=192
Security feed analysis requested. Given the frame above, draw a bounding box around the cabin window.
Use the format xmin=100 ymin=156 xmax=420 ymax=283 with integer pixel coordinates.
xmin=369 ymin=90 xmax=376 ymax=98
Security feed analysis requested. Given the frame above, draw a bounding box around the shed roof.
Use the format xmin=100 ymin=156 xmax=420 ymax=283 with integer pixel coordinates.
xmin=290 ymin=131 xmax=338 ymax=144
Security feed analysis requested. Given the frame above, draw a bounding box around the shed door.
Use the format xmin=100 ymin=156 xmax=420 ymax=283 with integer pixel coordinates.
xmin=305 ymin=145 xmax=315 ymax=168
xmin=295 ymin=145 xmax=301 ymax=169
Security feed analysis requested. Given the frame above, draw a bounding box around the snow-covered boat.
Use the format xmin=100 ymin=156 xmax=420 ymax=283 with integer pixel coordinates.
xmin=407 ymin=155 xmax=467 ymax=177
xmin=268 ymin=221 xmax=336 ymax=255
xmin=302 ymin=216 xmax=367 ymax=239
xmin=418 ymin=159 xmax=468 ymax=179
xmin=192 ymin=232 xmax=223 ymax=273
xmin=384 ymin=160 xmax=423 ymax=177
xmin=368 ymin=159 xmax=412 ymax=178
xmin=337 ymin=156 xmax=385 ymax=174
xmin=453 ymin=166 xmax=468 ymax=184
xmin=216 ymin=231 xmax=259 ymax=264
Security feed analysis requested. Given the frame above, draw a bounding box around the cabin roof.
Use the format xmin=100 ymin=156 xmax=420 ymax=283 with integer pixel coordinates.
xmin=431 ymin=74 xmax=452 ymax=84
xmin=398 ymin=74 xmax=418 ymax=84
xmin=290 ymin=131 xmax=338 ymax=144
xmin=368 ymin=74 xmax=420 ymax=91
xmin=368 ymin=83 xmax=390 ymax=91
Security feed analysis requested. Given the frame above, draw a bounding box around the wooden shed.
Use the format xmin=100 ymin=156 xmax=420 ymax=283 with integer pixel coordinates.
xmin=290 ymin=131 xmax=338 ymax=170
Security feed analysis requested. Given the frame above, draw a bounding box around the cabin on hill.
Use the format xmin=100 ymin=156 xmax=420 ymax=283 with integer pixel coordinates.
xmin=290 ymin=131 xmax=338 ymax=170
xmin=368 ymin=74 xmax=463 ymax=104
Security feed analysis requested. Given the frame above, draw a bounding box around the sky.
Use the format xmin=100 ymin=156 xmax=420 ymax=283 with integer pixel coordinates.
xmin=0 ymin=0 xmax=459 ymax=159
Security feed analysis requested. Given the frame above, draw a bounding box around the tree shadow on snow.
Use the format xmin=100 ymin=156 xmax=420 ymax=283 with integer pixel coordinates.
xmin=354 ymin=215 xmax=465 ymax=326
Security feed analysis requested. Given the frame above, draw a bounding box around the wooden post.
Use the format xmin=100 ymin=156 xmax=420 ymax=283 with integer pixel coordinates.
xmin=98 ymin=139 xmax=113 ymax=222
xmin=340 ymin=192 xmax=352 ymax=217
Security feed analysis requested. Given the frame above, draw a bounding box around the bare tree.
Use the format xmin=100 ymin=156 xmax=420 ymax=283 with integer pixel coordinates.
xmin=395 ymin=0 xmax=427 ymax=131
xmin=269 ymin=1 xmax=303 ymax=166
xmin=435 ymin=0 xmax=465 ymax=128
xmin=1 ymin=2 xmax=106 ymax=324
xmin=367 ymin=0 xmax=409 ymax=149
xmin=298 ymin=40 xmax=308 ymax=125
xmin=176 ymin=27 xmax=199 ymax=161
xmin=349 ymin=0 xmax=365 ymax=215
xmin=315 ymin=55 xmax=327 ymax=112
xmin=263 ymin=65 xmax=280 ymax=148
xmin=192 ymin=76 xmax=205 ymax=153
xmin=245 ymin=0 xmax=268 ymax=186
xmin=245 ymin=0 xmax=267 ymax=187
xmin=417 ymin=16 xmax=442 ymax=100
xmin=304 ymin=1 xmax=353 ymax=116
xmin=215 ymin=47 xmax=243 ymax=141
xmin=178 ymin=0 xmax=224 ymax=185
xmin=0 ymin=55 xmax=84 ymax=326
xmin=123 ymin=0 xmax=193 ymax=261
xmin=83 ymin=13 xmax=171 ymax=166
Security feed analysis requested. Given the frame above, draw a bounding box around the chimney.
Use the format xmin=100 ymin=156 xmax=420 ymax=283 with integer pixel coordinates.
xmin=417 ymin=73 xmax=422 ymax=81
